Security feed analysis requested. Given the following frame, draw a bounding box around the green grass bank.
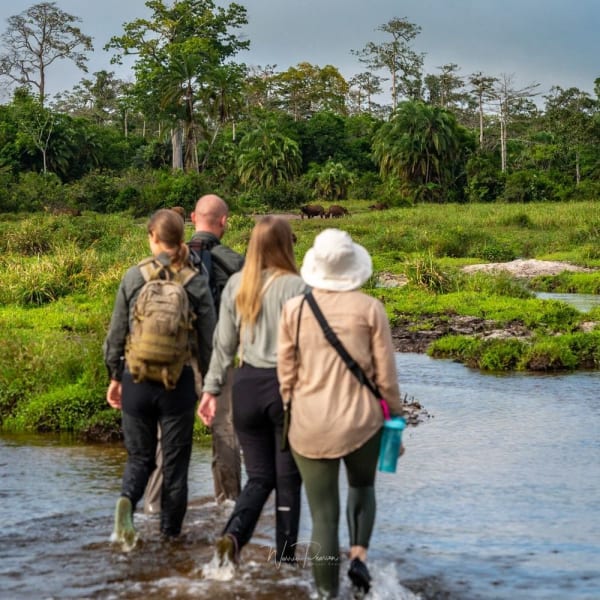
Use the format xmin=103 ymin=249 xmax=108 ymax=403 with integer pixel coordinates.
xmin=1 ymin=201 xmax=599 ymax=437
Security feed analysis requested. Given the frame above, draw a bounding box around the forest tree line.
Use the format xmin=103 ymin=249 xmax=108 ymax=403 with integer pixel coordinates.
xmin=0 ymin=0 xmax=598 ymax=216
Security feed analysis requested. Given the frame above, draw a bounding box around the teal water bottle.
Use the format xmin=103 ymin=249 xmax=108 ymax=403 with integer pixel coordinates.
xmin=378 ymin=416 xmax=406 ymax=473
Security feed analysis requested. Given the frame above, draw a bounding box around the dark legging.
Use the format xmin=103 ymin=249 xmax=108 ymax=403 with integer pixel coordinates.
xmin=292 ymin=429 xmax=382 ymax=597
xmin=120 ymin=366 xmax=196 ymax=536
xmin=223 ymin=364 xmax=302 ymax=563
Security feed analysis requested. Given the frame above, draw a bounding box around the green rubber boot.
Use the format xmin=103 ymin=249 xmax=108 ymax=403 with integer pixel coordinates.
xmin=112 ymin=496 xmax=137 ymax=551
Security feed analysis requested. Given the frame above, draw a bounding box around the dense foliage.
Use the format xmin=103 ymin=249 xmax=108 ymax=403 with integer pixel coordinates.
xmin=0 ymin=2 xmax=597 ymax=214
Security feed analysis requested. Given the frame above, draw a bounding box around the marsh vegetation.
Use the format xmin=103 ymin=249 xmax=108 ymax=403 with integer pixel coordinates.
xmin=1 ymin=200 xmax=599 ymax=436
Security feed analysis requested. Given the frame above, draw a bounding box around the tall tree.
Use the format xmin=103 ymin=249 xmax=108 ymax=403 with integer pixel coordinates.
xmin=348 ymin=71 xmax=383 ymax=115
xmin=273 ymin=62 xmax=348 ymax=120
xmin=51 ymin=70 xmax=126 ymax=126
xmin=543 ymin=86 xmax=598 ymax=185
xmin=493 ymin=74 xmax=540 ymax=172
xmin=424 ymin=63 xmax=466 ymax=109
xmin=353 ymin=17 xmax=424 ymax=110
xmin=468 ymin=72 xmax=498 ymax=149
xmin=0 ymin=2 xmax=92 ymax=106
xmin=13 ymin=89 xmax=56 ymax=174
xmin=106 ymin=0 xmax=249 ymax=171
xmin=244 ymin=64 xmax=278 ymax=111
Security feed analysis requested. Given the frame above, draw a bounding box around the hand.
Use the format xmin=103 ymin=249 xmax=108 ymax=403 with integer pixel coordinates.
xmin=399 ymin=444 xmax=406 ymax=457
xmin=197 ymin=392 xmax=217 ymax=426
xmin=106 ymin=379 xmax=122 ymax=409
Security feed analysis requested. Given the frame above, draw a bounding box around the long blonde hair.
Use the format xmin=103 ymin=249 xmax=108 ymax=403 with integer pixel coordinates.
xmin=236 ymin=216 xmax=297 ymax=331
xmin=147 ymin=209 xmax=190 ymax=268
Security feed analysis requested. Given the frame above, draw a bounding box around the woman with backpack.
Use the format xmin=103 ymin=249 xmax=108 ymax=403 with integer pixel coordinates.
xmin=104 ymin=209 xmax=216 ymax=548
xmin=197 ymin=215 xmax=306 ymax=567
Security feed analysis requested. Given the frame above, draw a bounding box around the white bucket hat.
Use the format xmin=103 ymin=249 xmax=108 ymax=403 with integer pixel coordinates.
xmin=301 ymin=228 xmax=372 ymax=291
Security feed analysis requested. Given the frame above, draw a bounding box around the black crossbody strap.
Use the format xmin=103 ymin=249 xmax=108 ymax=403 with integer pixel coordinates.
xmin=305 ymin=292 xmax=381 ymax=398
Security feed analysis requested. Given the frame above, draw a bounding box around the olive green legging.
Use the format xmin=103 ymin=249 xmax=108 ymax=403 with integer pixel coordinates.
xmin=292 ymin=429 xmax=382 ymax=598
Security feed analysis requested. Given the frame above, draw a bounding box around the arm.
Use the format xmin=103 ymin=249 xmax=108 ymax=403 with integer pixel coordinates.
xmin=202 ymin=277 xmax=240 ymax=395
xmin=190 ymin=275 xmax=217 ymax=377
xmin=277 ymin=300 xmax=299 ymax=407
xmin=103 ymin=268 xmax=141 ymax=409
xmin=370 ymin=300 xmax=403 ymax=416
xmin=102 ymin=274 xmax=133 ymax=382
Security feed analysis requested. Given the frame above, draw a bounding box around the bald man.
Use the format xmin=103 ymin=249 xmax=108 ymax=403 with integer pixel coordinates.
xmin=144 ymin=194 xmax=244 ymax=513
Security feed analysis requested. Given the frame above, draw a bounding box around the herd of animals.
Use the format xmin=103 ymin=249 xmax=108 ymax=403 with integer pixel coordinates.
xmin=299 ymin=202 xmax=387 ymax=219
xmin=172 ymin=202 xmax=388 ymax=222
xmin=42 ymin=202 xmax=388 ymax=222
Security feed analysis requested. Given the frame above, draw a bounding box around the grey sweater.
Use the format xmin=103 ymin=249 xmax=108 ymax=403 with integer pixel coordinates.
xmin=202 ymin=270 xmax=307 ymax=395
xmin=103 ymin=259 xmax=216 ymax=381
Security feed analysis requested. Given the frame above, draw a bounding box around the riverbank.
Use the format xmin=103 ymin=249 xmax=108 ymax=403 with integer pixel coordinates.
xmin=386 ymin=259 xmax=599 ymax=367
xmin=2 ymin=207 xmax=600 ymax=438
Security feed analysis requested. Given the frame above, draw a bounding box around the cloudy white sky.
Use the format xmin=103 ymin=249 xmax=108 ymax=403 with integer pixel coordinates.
xmin=0 ymin=0 xmax=598 ymax=103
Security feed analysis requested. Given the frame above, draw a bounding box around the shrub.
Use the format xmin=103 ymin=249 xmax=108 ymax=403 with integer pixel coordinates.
xmin=465 ymin=153 xmax=505 ymax=203
xmin=349 ymin=172 xmax=380 ymax=200
xmin=260 ymin=180 xmax=312 ymax=210
xmin=2 ymin=383 xmax=106 ymax=432
xmin=404 ymin=253 xmax=452 ymax=293
xmin=521 ymin=337 xmax=578 ymax=371
xmin=68 ymin=171 xmax=121 ymax=213
xmin=500 ymin=211 xmax=534 ymax=228
xmin=501 ymin=171 xmax=559 ymax=203
xmin=12 ymin=171 xmax=64 ymax=212
xmin=478 ymin=338 xmax=525 ymax=371
xmin=232 ymin=190 xmax=269 ymax=214
xmin=473 ymin=241 xmax=517 ymax=262
xmin=459 ymin=271 xmax=533 ymax=299
xmin=427 ymin=335 xmax=480 ymax=363
xmin=374 ymin=177 xmax=414 ymax=208
xmin=432 ymin=226 xmax=485 ymax=258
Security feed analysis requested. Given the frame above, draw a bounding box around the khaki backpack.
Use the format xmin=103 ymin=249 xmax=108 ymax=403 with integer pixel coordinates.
xmin=125 ymin=257 xmax=197 ymax=390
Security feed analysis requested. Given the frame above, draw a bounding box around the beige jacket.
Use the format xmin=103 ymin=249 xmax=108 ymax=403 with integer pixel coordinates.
xmin=278 ymin=289 xmax=402 ymax=459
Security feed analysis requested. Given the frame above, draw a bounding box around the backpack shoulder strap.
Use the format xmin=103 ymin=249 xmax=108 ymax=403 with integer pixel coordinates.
xmin=176 ymin=265 xmax=198 ymax=287
xmin=188 ymin=236 xmax=220 ymax=251
xmin=138 ymin=257 xmax=162 ymax=282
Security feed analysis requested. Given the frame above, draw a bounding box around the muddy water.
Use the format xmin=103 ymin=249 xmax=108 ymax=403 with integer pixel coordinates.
xmin=1 ymin=353 xmax=599 ymax=599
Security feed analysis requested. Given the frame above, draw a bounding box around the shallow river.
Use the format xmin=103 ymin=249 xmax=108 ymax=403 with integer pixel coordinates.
xmin=1 ymin=352 xmax=599 ymax=599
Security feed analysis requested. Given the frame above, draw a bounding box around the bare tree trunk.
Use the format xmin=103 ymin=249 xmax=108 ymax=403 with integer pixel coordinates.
xmin=40 ymin=67 xmax=46 ymax=107
xmin=183 ymin=123 xmax=199 ymax=172
xmin=500 ymin=116 xmax=507 ymax=173
xmin=494 ymin=74 xmax=540 ymax=174
xmin=171 ymin=127 xmax=183 ymax=171
xmin=576 ymin=151 xmax=581 ymax=185
xmin=478 ymin=96 xmax=484 ymax=148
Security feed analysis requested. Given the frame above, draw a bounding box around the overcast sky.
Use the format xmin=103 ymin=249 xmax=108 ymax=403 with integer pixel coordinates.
xmin=0 ymin=0 xmax=598 ymax=104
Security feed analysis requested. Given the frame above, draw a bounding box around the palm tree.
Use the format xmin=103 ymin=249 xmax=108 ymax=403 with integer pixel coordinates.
xmin=372 ymin=100 xmax=472 ymax=201
xmin=309 ymin=160 xmax=354 ymax=200
xmin=236 ymin=121 xmax=301 ymax=189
